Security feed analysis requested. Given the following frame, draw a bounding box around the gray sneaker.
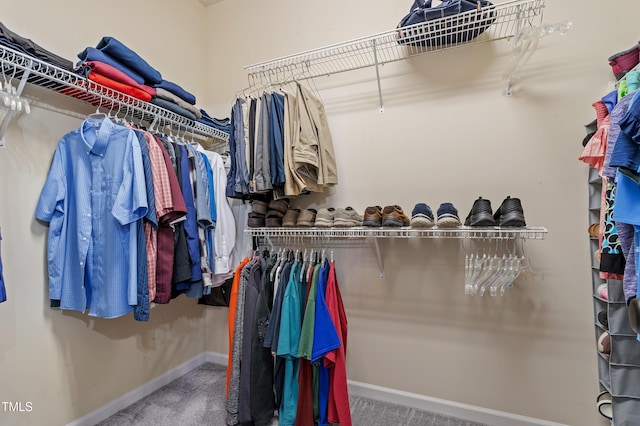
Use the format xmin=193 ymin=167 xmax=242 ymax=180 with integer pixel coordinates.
xmin=315 ymin=208 xmax=335 ymax=228
xmin=334 ymin=207 xmax=363 ymax=227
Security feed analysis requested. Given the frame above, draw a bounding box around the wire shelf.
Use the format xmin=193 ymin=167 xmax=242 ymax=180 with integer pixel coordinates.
xmin=0 ymin=44 xmax=229 ymax=142
xmin=245 ymin=0 xmax=545 ymax=86
xmin=246 ymin=226 xmax=548 ymax=240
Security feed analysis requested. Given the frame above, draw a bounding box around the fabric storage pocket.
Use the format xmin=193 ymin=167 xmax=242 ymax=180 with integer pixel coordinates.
xmin=609 ymin=303 xmax=636 ymax=336
xmin=611 ymin=396 xmax=640 ymax=426
xmin=608 ymin=279 xmax=626 ymax=303
xmin=610 ymin=335 xmax=640 ymax=366
xmin=598 ymin=353 xmax=611 ymax=391
xmin=611 ymin=364 xmax=640 ymax=398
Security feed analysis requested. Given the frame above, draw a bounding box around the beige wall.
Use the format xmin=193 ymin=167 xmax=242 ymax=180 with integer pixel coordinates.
xmin=202 ymin=1 xmax=636 ymax=425
xmin=0 ymin=1 xmax=634 ymax=425
xmin=0 ymin=1 xmax=211 ymax=426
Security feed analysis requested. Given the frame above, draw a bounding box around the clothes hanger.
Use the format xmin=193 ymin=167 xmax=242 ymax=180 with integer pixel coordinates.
xmin=87 ymin=95 xmax=107 ymax=120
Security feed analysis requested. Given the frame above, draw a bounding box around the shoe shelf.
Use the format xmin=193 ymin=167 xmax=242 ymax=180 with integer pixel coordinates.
xmin=247 ymin=226 xmax=547 ymax=280
xmin=245 ymin=226 xmax=547 ymax=240
xmin=0 ymin=44 xmax=229 ymax=148
xmin=243 ymin=0 xmax=568 ymax=109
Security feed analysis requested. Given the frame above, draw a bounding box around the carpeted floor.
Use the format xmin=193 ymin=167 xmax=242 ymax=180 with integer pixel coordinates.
xmin=97 ymin=363 xmax=488 ymax=426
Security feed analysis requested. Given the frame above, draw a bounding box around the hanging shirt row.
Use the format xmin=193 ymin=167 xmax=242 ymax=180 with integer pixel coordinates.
xmin=35 ymin=114 xmax=236 ymax=321
xmin=225 ymin=249 xmax=351 ymax=426
xmin=227 ymin=82 xmax=339 ymax=201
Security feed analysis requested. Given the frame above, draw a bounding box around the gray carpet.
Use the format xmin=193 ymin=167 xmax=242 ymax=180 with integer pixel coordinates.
xmin=97 ymin=363 xmax=488 ymax=426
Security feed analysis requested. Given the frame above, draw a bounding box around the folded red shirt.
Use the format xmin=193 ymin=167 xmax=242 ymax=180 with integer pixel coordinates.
xmin=88 ymin=71 xmax=153 ymax=103
xmin=84 ymin=60 xmax=156 ymax=97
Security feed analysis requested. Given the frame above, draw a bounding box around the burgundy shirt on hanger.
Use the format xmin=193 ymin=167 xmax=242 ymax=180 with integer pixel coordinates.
xmin=152 ymin=135 xmax=186 ymax=304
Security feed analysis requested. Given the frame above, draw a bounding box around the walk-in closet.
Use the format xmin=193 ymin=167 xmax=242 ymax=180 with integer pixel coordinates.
xmin=0 ymin=1 xmax=635 ymax=425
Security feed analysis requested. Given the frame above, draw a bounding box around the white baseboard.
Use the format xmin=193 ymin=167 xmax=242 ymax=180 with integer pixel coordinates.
xmin=68 ymin=351 xmax=566 ymax=426
xmin=66 ymin=352 xmax=212 ymax=426
xmin=347 ymin=380 xmax=568 ymax=426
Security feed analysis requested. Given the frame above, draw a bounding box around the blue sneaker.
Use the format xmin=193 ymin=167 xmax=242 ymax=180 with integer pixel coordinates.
xmin=436 ymin=203 xmax=461 ymax=227
xmin=410 ymin=203 xmax=435 ymax=228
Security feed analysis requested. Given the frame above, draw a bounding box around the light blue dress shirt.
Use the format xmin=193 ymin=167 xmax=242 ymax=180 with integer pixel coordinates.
xmin=36 ymin=116 xmax=147 ymax=318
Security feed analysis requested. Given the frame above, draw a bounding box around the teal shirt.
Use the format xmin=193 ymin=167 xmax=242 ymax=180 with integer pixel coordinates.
xmin=277 ymin=262 xmax=305 ymax=426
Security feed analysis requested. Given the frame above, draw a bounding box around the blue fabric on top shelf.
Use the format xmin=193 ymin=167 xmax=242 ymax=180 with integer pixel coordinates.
xmin=96 ymin=36 xmax=162 ymax=85
xmin=77 ymin=47 xmax=146 ymax=85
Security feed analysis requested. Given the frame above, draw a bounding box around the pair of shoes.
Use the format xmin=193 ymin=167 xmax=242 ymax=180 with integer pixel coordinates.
xmin=248 ymin=199 xmax=270 ymax=227
xmin=464 ymin=196 xmax=526 ymax=227
xmin=363 ymin=205 xmax=410 ymax=227
xmin=410 ymin=203 xmax=461 ymax=228
xmin=266 ymin=199 xmax=289 ymax=227
xmin=608 ymin=42 xmax=640 ymax=80
xmin=316 ymin=207 xmax=363 ymax=227
xmin=588 ymin=223 xmax=600 ymax=237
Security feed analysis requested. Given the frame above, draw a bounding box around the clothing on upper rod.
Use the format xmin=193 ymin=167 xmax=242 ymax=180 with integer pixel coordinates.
xmin=35 ymin=112 xmax=237 ymax=321
xmin=225 ymin=245 xmax=351 ymax=426
xmin=226 ymin=81 xmax=338 ymax=200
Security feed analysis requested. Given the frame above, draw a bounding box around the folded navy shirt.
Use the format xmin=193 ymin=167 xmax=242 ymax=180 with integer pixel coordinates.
xmin=77 ymin=47 xmax=146 ymax=85
xmin=153 ymin=80 xmax=196 ymax=105
xmin=96 ymin=36 xmax=162 ymax=85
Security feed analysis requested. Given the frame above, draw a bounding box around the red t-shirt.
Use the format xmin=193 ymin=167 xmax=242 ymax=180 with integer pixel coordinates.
xmin=324 ymin=262 xmax=352 ymax=426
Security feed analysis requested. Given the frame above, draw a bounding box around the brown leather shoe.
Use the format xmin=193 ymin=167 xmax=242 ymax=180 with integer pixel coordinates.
xmin=283 ymin=209 xmax=301 ymax=227
xmin=363 ymin=206 xmax=383 ymax=227
xmin=381 ymin=205 xmax=410 ymax=227
xmin=297 ymin=209 xmax=317 ymax=227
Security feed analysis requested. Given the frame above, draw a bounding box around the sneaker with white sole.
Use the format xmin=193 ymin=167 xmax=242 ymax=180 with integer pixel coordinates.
xmin=334 ymin=207 xmax=363 ymax=227
xmin=315 ymin=208 xmax=335 ymax=228
xmin=436 ymin=202 xmax=461 ymax=227
xmin=410 ymin=203 xmax=435 ymax=228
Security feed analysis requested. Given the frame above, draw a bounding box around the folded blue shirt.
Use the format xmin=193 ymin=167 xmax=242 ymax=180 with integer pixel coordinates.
xmin=152 ymin=80 xmax=196 ymax=105
xmin=77 ymin=47 xmax=146 ymax=85
xmin=96 ymin=37 xmax=162 ymax=85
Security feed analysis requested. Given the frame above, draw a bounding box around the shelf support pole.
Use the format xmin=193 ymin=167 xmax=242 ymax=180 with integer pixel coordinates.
xmin=371 ymin=237 xmax=384 ymax=279
xmin=371 ymin=39 xmax=385 ymax=113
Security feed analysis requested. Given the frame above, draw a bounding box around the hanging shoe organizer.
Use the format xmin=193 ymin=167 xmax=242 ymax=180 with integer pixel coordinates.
xmin=0 ymin=44 xmax=229 ymax=148
xmin=246 ymin=227 xmax=547 ymax=294
xmin=244 ymin=0 xmax=567 ymax=110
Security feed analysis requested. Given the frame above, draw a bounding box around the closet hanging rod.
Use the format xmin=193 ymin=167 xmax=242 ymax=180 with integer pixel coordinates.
xmin=0 ymin=44 xmax=229 ymax=142
xmin=244 ymin=0 xmax=545 ymax=87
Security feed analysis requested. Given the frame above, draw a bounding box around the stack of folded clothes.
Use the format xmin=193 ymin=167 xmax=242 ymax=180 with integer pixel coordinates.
xmin=0 ymin=21 xmax=74 ymax=71
xmin=76 ymin=36 xmax=209 ymax=122
xmin=199 ymin=109 xmax=231 ymax=134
